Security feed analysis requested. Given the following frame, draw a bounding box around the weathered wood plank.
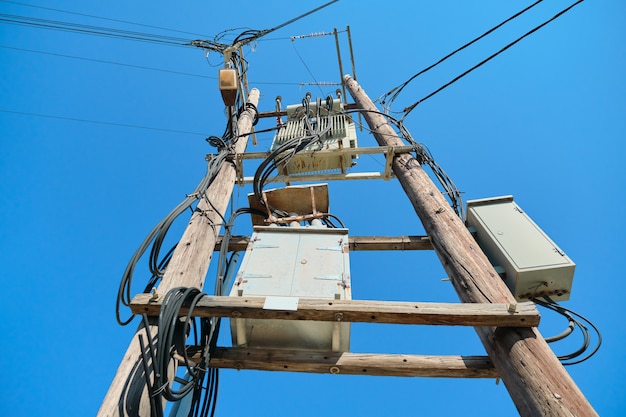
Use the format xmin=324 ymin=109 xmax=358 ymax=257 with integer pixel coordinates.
xmin=344 ymin=75 xmax=597 ymax=417
xmin=202 ymin=348 xmax=497 ymax=378
xmin=98 ymin=90 xmax=261 ymax=417
xmin=130 ymin=294 xmax=540 ymax=327
xmin=214 ymin=235 xmax=434 ymax=252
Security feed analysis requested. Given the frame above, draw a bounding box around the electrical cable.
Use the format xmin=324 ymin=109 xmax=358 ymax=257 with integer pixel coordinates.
xmin=0 ymin=0 xmax=212 ymax=37
xmin=115 ymin=111 xmax=239 ymax=325
xmin=532 ymin=297 xmax=601 ymax=366
xmin=0 ymin=44 xmax=216 ymax=79
xmin=379 ymin=0 xmax=543 ymax=109
xmin=139 ymin=287 xmax=219 ymax=417
xmin=252 ymin=95 xmax=329 ymax=206
xmin=291 ymin=40 xmax=325 ymax=96
xmin=0 ymin=109 xmax=208 ymax=136
xmin=138 ymin=205 xmax=264 ymax=417
xmin=229 ymin=0 xmax=338 ymax=46
xmin=402 ymin=0 xmax=584 ymax=117
xmin=115 ymin=64 xmax=257 ymax=325
xmin=0 ymin=13 xmax=193 ymax=48
xmin=216 ymin=208 xmax=265 ymax=294
xmin=345 ymin=107 xmax=465 ymax=218
xmin=189 ymin=0 xmax=339 ymax=54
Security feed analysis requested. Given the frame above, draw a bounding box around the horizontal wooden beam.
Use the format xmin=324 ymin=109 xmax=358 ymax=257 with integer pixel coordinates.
xmin=214 ymin=235 xmax=434 ymax=252
xmin=240 ymin=171 xmax=394 ymax=184
xmin=202 ymin=348 xmax=497 ymax=378
xmin=130 ymin=294 xmax=539 ymax=327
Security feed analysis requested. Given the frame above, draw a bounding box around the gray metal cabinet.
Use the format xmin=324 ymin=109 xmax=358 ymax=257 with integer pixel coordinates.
xmin=466 ymin=196 xmax=575 ymax=301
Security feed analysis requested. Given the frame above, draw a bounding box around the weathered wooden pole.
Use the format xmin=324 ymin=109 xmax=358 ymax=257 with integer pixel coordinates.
xmin=98 ymin=89 xmax=260 ymax=417
xmin=344 ymin=75 xmax=596 ymax=417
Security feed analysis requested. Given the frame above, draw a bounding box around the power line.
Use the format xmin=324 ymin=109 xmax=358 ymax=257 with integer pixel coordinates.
xmin=380 ymin=0 xmax=544 ymax=109
xmin=189 ymin=0 xmax=339 ymax=52
xmin=402 ymin=0 xmax=584 ymax=117
xmin=0 ymin=0 xmax=211 ymax=37
xmin=0 ymin=44 xmax=215 ymax=79
xmin=0 ymin=109 xmax=207 ymax=136
xmin=0 ymin=12 xmax=192 ymax=47
xmin=0 ymin=44 xmax=328 ymax=87
xmin=291 ymin=40 xmax=325 ymax=95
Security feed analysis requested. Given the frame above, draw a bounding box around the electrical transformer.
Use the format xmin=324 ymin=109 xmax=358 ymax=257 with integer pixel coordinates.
xmin=270 ymin=97 xmax=358 ymax=175
xmin=466 ymin=196 xmax=575 ymax=301
xmin=229 ymin=224 xmax=351 ymax=351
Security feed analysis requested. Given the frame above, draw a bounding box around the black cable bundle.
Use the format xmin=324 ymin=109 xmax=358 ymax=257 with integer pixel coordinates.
xmin=115 ymin=144 xmax=236 ymax=325
xmin=252 ymin=95 xmax=331 ymax=211
xmin=138 ymin=287 xmax=220 ymax=417
xmin=532 ymin=297 xmax=602 ymax=366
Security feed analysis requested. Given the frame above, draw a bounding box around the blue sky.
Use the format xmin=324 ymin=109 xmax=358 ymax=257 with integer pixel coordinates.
xmin=1 ymin=1 xmax=624 ymax=416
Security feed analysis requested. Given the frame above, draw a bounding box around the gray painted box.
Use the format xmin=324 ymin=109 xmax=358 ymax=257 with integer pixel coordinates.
xmin=466 ymin=196 xmax=574 ymax=301
xmin=229 ymin=225 xmax=351 ymax=351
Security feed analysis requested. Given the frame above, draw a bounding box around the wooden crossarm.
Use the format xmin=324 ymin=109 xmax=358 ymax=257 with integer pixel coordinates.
xmin=130 ymin=294 xmax=539 ymax=327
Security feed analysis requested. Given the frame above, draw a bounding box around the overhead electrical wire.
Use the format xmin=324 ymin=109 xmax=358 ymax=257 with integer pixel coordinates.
xmin=401 ymin=0 xmax=584 ymax=118
xmin=0 ymin=109 xmax=207 ymax=136
xmin=0 ymin=0 xmax=212 ymax=37
xmin=0 ymin=12 xmax=194 ymax=47
xmin=0 ymin=44 xmax=329 ymax=88
xmin=229 ymin=0 xmax=338 ymax=46
xmin=0 ymin=45 xmax=216 ymax=79
xmin=291 ymin=40 xmax=326 ymax=95
xmin=379 ymin=0 xmax=544 ymax=110
xmin=188 ymin=0 xmax=339 ymax=53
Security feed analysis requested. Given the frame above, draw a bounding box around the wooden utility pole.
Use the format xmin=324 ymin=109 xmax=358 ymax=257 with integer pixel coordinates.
xmin=98 ymin=89 xmax=260 ymax=417
xmin=343 ymin=75 xmax=596 ymax=417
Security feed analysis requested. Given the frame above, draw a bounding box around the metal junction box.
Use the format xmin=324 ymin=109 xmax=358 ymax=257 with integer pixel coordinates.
xmin=466 ymin=196 xmax=575 ymax=301
xmin=229 ymin=225 xmax=351 ymax=351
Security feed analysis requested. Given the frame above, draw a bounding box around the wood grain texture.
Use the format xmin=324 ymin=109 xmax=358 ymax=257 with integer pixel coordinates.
xmin=204 ymin=348 xmax=498 ymax=378
xmin=344 ymin=75 xmax=597 ymax=417
xmin=98 ymin=90 xmax=261 ymax=417
xmin=214 ymin=234 xmax=434 ymax=251
xmin=130 ymin=294 xmax=540 ymax=327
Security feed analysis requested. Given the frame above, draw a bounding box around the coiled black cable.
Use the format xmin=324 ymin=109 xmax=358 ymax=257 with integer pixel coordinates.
xmin=116 ymin=129 xmax=236 ymax=326
xmin=139 ymin=287 xmax=220 ymax=417
xmin=532 ymin=297 xmax=602 ymax=366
